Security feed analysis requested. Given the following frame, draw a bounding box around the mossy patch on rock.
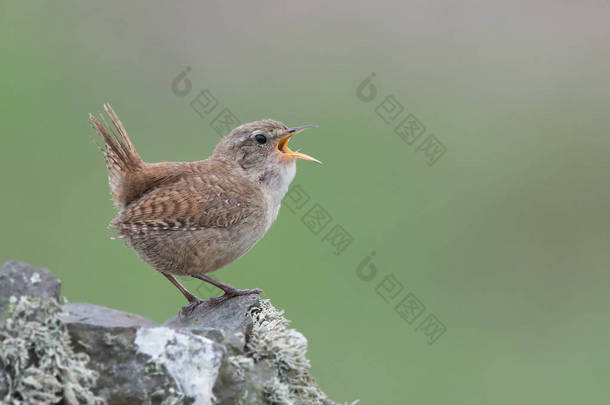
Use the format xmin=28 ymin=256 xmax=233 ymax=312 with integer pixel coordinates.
xmin=246 ymin=299 xmax=335 ymax=405
xmin=0 ymin=296 xmax=103 ymax=405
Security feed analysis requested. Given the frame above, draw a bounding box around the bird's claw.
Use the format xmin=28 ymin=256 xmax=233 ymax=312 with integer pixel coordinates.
xmin=179 ymin=288 xmax=263 ymax=318
xmin=179 ymin=299 xmax=205 ymax=318
xmin=227 ymin=287 xmax=263 ymax=296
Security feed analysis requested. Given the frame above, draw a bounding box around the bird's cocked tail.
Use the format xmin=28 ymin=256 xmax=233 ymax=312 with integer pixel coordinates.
xmin=90 ymin=104 xmax=144 ymax=207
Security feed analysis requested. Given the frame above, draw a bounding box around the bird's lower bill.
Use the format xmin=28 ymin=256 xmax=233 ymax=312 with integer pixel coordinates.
xmin=276 ymin=128 xmax=322 ymax=164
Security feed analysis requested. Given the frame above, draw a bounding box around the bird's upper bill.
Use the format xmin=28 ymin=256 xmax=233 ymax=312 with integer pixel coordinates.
xmin=276 ymin=125 xmax=322 ymax=164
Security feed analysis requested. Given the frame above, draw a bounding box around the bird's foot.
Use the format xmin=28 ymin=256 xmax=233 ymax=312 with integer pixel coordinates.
xmin=179 ymin=298 xmax=206 ymax=317
xmin=178 ymin=288 xmax=263 ymax=318
xmin=222 ymin=287 xmax=264 ymax=297
xmin=204 ymin=287 xmax=264 ymax=306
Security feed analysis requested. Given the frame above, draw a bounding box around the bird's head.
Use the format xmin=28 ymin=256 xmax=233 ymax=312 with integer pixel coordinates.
xmin=213 ymin=119 xmax=320 ymax=185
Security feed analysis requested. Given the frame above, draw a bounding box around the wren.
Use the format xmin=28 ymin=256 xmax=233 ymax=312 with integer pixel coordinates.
xmin=90 ymin=104 xmax=320 ymax=313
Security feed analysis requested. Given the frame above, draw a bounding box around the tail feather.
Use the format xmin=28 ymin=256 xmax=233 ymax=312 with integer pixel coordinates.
xmin=90 ymin=104 xmax=144 ymax=206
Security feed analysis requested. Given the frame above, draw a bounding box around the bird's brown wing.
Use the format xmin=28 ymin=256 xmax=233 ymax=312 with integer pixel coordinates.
xmin=110 ymin=166 xmax=266 ymax=236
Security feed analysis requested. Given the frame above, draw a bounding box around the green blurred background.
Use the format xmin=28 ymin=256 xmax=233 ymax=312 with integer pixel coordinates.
xmin=2 ymin=1 xmax=609 ymax=403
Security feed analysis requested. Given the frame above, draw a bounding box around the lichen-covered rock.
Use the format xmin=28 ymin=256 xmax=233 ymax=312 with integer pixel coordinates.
xmin=62 ymin=303 xmax=185 ymax=404
xmin=0 ymin=260 xmax=61 ymax=316
xmin=246 ymin=300 xmax=338 ymax=405
xmin=0 ymin=296 xmax=104 ymax=405
xmin=0 ymin=260 xmax=342 ymax=405
xmin=135 ymin=327 xmax=225 ymax=405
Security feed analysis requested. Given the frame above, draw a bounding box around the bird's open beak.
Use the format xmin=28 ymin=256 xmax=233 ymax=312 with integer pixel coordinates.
xmin=276 ymin=125 xmax=322 ymax=164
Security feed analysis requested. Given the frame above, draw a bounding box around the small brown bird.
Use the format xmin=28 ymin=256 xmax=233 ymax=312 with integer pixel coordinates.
xmin=90 ymin=104 xmax=320 ymax=312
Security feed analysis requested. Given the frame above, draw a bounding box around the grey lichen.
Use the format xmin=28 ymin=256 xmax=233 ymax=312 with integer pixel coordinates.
xmin=0 ymin=296 xmax=104 ymax=405
xmin=245 ymin=299 xmax=332 ymax=405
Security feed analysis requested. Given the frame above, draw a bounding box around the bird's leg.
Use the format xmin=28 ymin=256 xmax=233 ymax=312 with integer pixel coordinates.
xmin=192 ymin=274 xmax=263 ymax=300
xmin=164 ymin=273 xmax=209 ymax=317
xmin=163 ymin=273 xmax=201 ymax=303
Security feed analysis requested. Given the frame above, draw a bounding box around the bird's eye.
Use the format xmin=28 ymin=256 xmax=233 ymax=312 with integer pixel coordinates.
xmin=255 ymin=134 xmax=267 ymax=144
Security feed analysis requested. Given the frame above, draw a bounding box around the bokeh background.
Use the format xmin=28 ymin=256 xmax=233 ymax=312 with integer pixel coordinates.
xmin=2 ymin=1 xmax=610 ymax=403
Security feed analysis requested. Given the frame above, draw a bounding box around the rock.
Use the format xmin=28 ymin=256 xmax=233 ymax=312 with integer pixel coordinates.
xmin=62 ymin=302 xmax=156 ymax=328
xmin=0 ymin=375 xmax=6 ymax=400
xmin=61 ymin=303 xmax=183 ymax=404
xmin=0 ymin=261 xmax=341 ymax=405
xmin=0 ymin=260 xmax=61 ymax=315
xmin=163 ymin=294 xmax=258 ymax=352
xmin=135 ymin=327 xmax=226 ymax=405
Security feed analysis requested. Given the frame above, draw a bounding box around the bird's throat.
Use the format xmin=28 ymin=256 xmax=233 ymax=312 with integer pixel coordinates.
xmin=259 ymin=162 xmax=296 ymax=224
